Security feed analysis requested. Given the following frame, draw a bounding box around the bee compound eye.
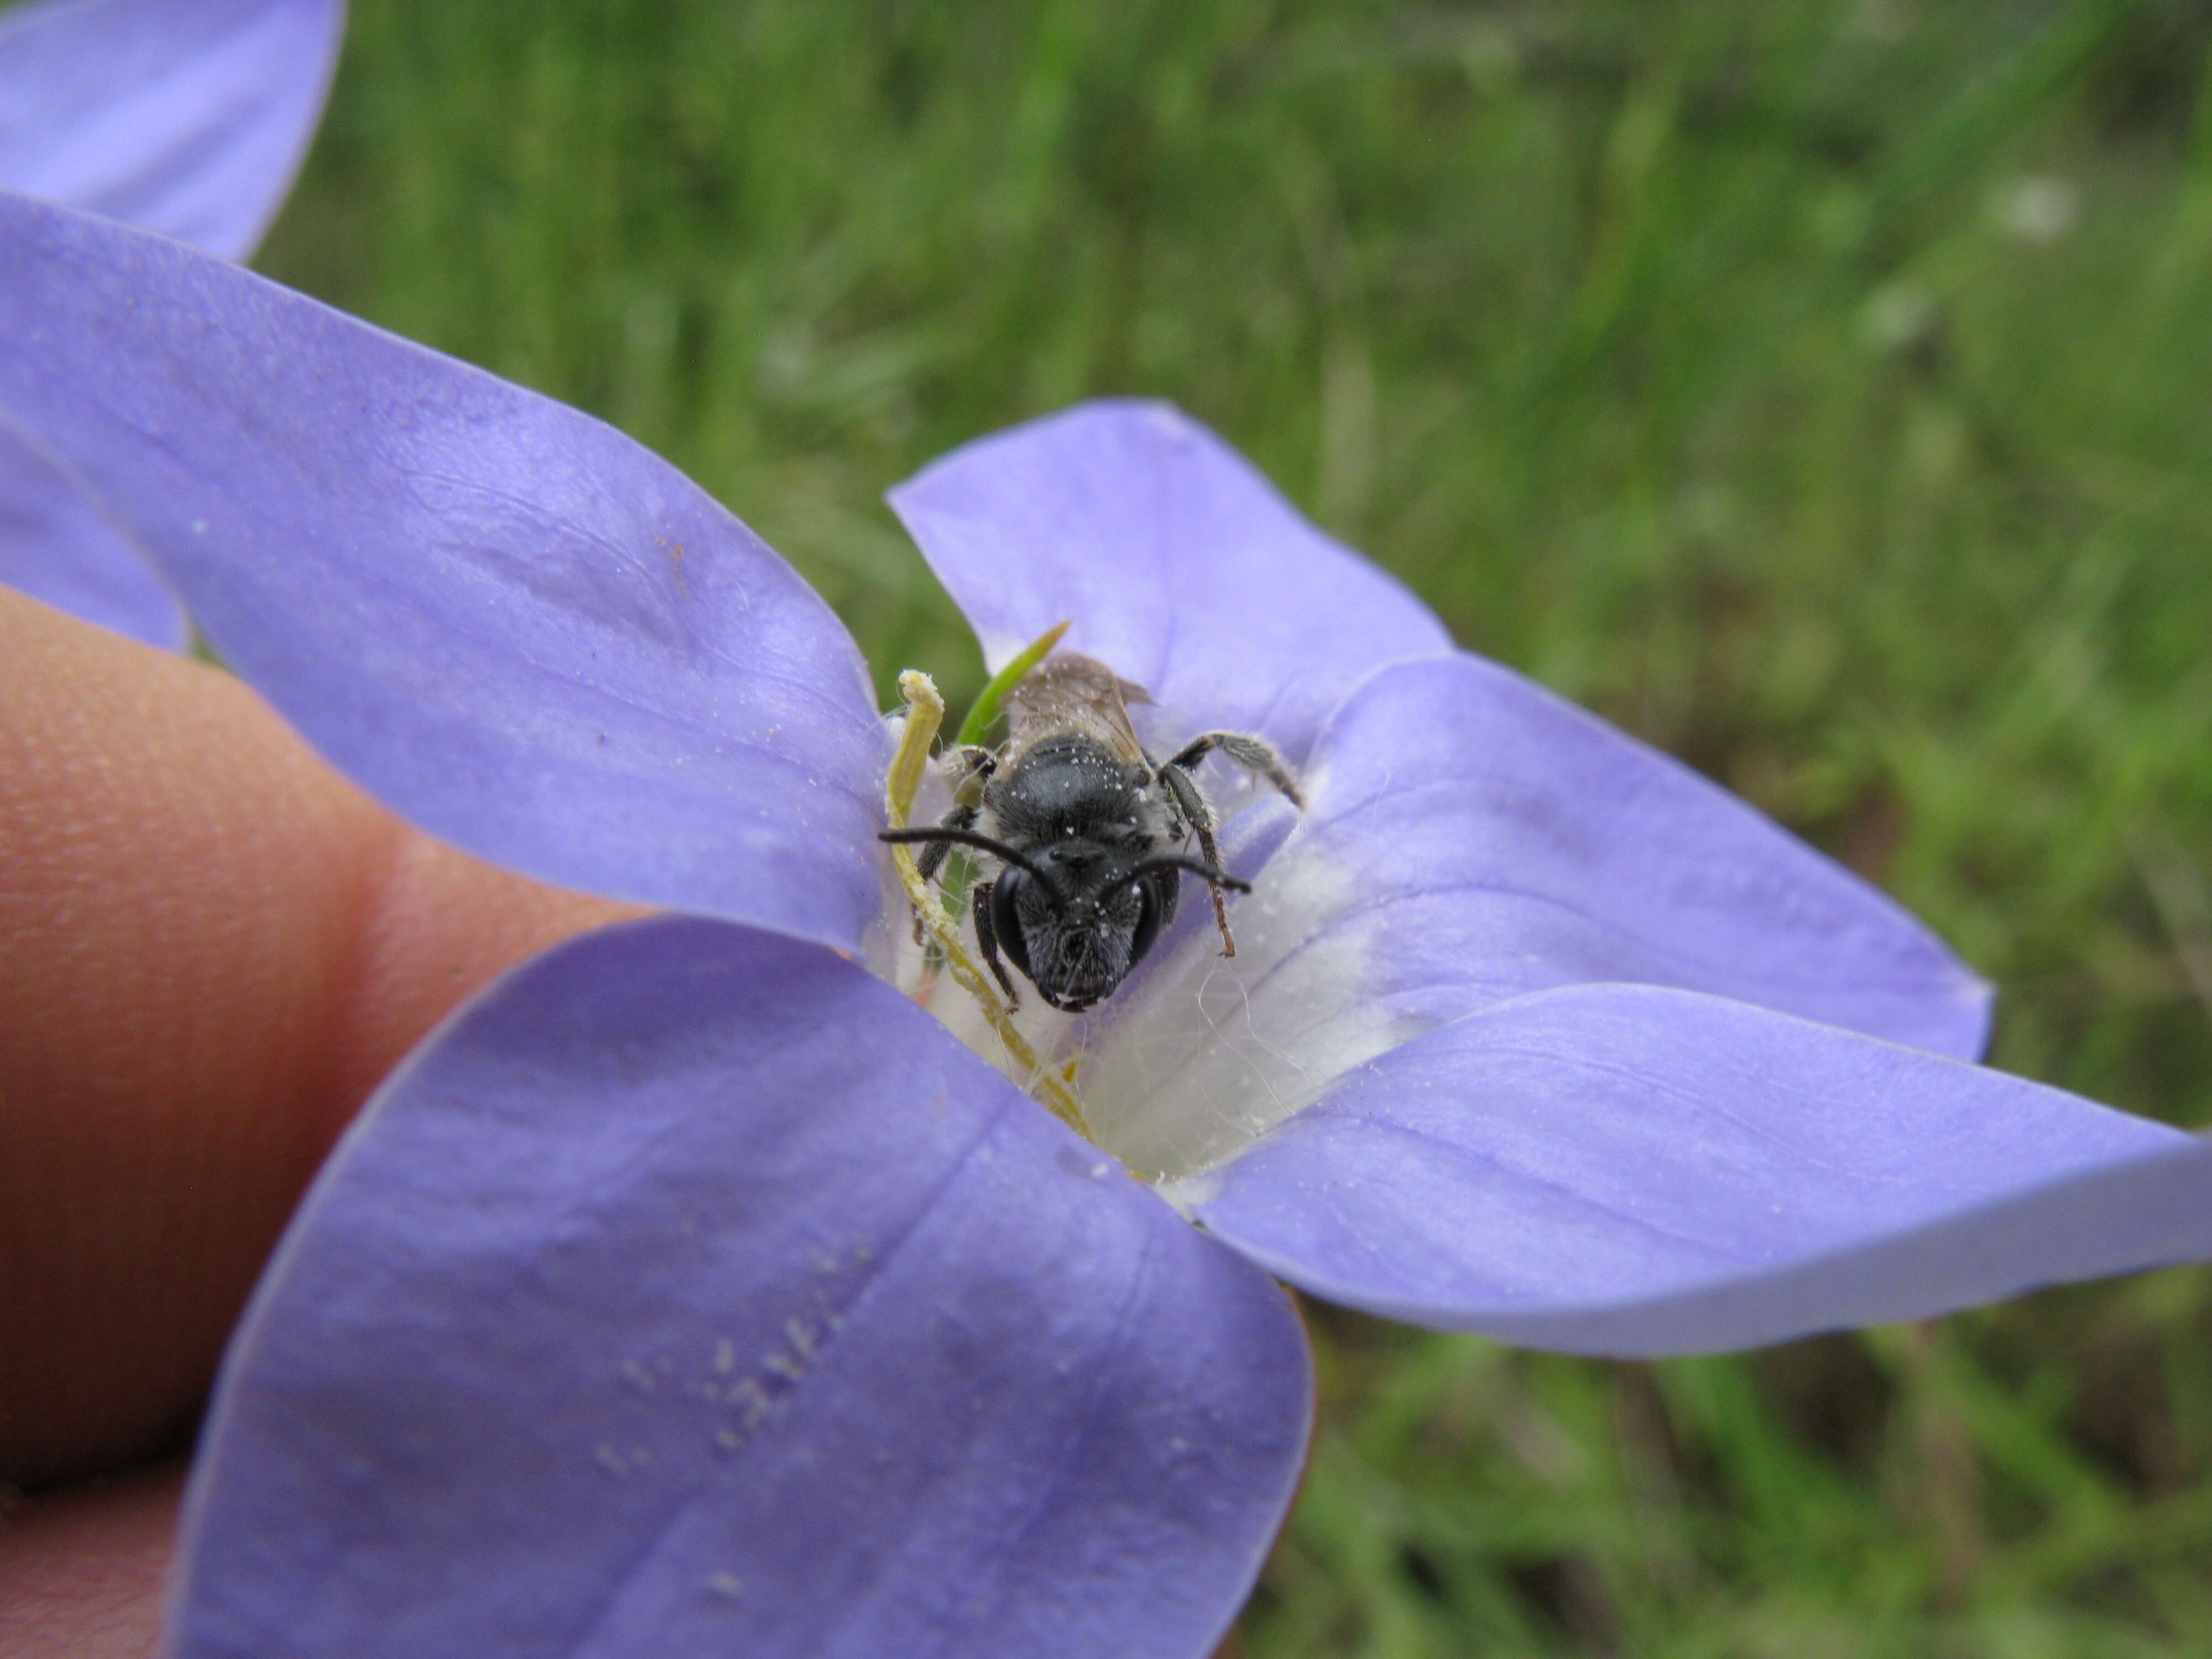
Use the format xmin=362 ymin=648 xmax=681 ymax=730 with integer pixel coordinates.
xmin=1126 ymin=878 xmax=1165 ymax=969
xmin=991 ymin=868 xmax=1036 ymax=980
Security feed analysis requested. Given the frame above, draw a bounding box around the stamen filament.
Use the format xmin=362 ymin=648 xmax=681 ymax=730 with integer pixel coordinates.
xmin=886 ymin=669 xmax=1089 ymax=1138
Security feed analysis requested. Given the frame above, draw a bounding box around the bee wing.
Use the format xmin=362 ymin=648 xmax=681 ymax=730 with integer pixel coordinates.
xmin=1003 ymin=653 xmax=1153 ymax=768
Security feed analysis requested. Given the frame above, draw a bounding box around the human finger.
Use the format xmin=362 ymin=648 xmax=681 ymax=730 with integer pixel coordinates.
xmin=0 ymin=587 xmax=634 ymax=1485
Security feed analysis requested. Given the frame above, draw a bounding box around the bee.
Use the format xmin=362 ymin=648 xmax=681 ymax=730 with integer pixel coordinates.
xmin=880 ymin=653 xmax=1303 ymax=1013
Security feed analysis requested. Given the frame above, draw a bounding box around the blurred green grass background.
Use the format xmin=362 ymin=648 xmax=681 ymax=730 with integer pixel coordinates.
xmin=253 ymin=1 xmax=2212 ymax=1652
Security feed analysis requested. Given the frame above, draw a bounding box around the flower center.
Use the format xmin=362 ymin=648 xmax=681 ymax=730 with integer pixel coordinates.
xmin=872 ymin=652 xmax=1413 ymax=1190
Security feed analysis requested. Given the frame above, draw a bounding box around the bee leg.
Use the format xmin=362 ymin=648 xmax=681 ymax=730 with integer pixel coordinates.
xmin=943 ymin=743 xmax=999 ymax=794
xmin=915 ymin=747 xmax=1000 ymax=881
xmin=1165 ymin=731 xmax=1305 ymax=810
xmin=970 ymin=879 xmax=1021 ymax=1007
xmin=913 ymin=800 xmax=978 ymax=887
xmin=908 ymin=749 xmax=1001 ymax=942
xmin=1157 ymin=760 xmax=1238 ymax=957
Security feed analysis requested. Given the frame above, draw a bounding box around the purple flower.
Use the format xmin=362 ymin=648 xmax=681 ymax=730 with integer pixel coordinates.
xmin=0 ymin=0 xmax=343 ymax=649
xmin=6 ymin=191 xmax=2212 ymax=1659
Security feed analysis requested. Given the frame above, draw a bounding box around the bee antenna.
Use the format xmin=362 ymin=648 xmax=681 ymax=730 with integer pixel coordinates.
xmin=878 ymin=826 xmax=1061 ymax=891
xmin=1101 ymin=854 xmax=1253 ymax=899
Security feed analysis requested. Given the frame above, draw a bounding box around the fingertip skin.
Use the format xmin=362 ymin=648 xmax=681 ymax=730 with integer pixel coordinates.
xmin=0 ymin=1461 xmax=183 ymax=1658
xmin=0 ymin=588 xmax=629 ymax=1485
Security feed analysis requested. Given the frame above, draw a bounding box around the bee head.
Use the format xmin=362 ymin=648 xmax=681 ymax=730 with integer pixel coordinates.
xmin=992 ymin=847 xmax=1166 ymax=1013
xmin=874 ymin=825 xmax=1250 ymax=1013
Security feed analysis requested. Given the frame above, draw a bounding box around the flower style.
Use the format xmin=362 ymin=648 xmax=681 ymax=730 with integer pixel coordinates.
xmin=0 ymin=0 xmax=343 ymax=648
xmin=6 ymin=191 xmax=2212 ymax=1659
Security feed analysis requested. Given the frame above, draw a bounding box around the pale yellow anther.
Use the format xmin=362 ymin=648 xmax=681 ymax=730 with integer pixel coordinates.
xmin=886 ymin=670 xmax=1089 ymax=1138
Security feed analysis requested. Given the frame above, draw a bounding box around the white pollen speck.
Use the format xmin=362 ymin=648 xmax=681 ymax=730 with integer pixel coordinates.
xmin=730 ymin=1379 xmax=773 ymax=1430
xmin=594 ymin=1444 xmax=628 ymax=1477
xmin=764 ymin=1350 xmax=805 ymax=1382
xmin=619 ymin=1359 xmax=657 ymax=1394
xmin=714 ymin=1428 xmax=743 ymax=1453
xmin=1156 ymin=1168 xmax=1225 ymax=1214
xmin=786 ymin=1318 xmax=817 ymax=1360
xmin=705 ymin=1572 xmax=743 ymax=1600
xmin=190 ymin=518 xmax=208 ymax=535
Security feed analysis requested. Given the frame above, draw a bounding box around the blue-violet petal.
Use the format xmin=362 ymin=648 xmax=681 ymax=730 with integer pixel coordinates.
xmin=0 ymin=0 xmax=342 ymax=259
xmin=0 ymin=413 xmax=186 ymax=648
xmin=889 ymin=398 xmax=1452 ymax=768
xmin=171 ymin=917 xmax=1313 ymax=1659
xmin=0 ymin=193 xmax=888 ymax=947
xmin=1186 ymin=983 xmax=2212 ymax=1353
xmin=1290 ymin=653 xmax=1992 ymax=1057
